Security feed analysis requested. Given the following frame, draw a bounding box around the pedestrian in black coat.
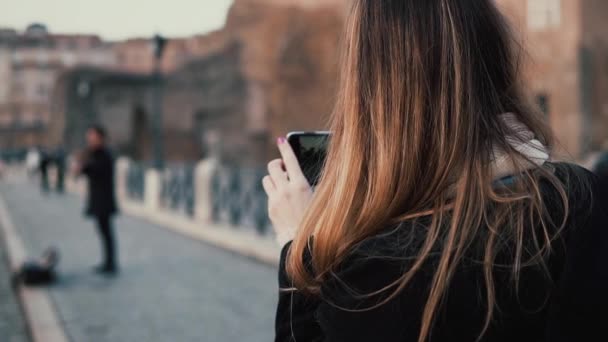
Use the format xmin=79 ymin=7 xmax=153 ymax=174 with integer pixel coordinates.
xmin=54 ymin=146 xmax=66 ymax=194
xmin=79 ymin=125 xmax=119 ymax=275
xmin=39 ymin=149 xmax=50 ymax=193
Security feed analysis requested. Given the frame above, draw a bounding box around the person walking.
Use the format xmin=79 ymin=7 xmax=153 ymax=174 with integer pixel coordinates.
xmin=39 ymin=149 xmax=50 ymax=193
xmin=77 ymin=125 xmax=119 ymax=275
xmin=25 ymin=147 xmax=40 ymax=179
xmin=54 ymin=146 xmax=66 ymax=194
xmin=265 ymin=1 xmax=608 ymax=341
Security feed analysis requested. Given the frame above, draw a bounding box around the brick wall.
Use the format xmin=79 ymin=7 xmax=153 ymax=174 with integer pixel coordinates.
xmin=581 ymin=0 xmax=608 ymax=150
xmin=495 ymin=0 xmax=608 ymax=157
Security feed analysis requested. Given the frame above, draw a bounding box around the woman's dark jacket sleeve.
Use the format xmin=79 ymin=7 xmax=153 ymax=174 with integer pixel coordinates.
xmin=275 ymin=238 xmax=428 ymax=342
xmin=275 ymin=242 xmax=323 ymax=341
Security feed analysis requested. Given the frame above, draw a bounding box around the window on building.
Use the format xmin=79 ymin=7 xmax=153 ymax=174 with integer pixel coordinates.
xmin=38 ymin=84 xmax=47 ymax=98
xmin=536 ymin=93 xmax=550 ymax=117
xmin=11 ymin=51 xmax=22 ymax=64
xmin=36 ymin=50 xmax=48 ymax=65
xmin=528 ymin=0 xmax=561 ymax=30
xmin=68 ymin=39 xmax=78 ymax=50
xmin=62 ymin=52 xmax=76 ymax=67
xmin=104 ymin=91 xmax=121 ymax=105
xmin=21 ymin=111 xmax=34 ymax=124
xmin=12 ymin=82 xmax=24 ymax=97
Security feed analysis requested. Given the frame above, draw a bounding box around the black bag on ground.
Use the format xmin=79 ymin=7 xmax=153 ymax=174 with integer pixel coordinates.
xmin=12 ymin=247 xmax=59 ymax=287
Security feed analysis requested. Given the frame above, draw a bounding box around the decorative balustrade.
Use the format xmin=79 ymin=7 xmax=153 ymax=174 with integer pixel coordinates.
xmin=118 ymin=158 xmax=272 ymax=237
xmin=210 ymin=166 xmax=271 ymax=235
xmin=125 ymin=162 xmax=145 ymax=202
xmin=160 ymin=164 xmax=196 ymax=217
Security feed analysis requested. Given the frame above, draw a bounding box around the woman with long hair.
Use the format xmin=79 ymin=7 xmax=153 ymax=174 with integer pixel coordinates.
xmin=263 ymin=1 xmax=608 ymax=341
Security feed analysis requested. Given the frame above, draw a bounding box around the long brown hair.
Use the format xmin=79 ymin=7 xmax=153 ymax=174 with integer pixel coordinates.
xmin=287 ymin=1 xmax=569 ymax=341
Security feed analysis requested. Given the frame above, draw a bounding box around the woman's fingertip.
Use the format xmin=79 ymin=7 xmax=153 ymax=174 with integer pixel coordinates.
xmin=277 ymin=137 xmax=286 ymax=145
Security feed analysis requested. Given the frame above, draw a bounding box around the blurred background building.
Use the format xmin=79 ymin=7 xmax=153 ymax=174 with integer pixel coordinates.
xmin=0 ymin=0 xmax=606 ymax=165
xmin=497 ymin=0 xmax=608 ymax=157
xmin=0 ymin=23 xmax=114 ymax=150
xmin=46 ymin=0 xmax=345 ymax=166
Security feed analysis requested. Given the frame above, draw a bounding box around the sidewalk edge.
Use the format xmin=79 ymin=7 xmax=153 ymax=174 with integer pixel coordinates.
xmin=0 ymin=192 xmax=69 ymax=342
xmin=120 ymin=201 xmax=281 ymax=267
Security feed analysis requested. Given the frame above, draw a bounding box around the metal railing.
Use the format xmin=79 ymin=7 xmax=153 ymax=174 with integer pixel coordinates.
xmin=160 ymin=164 xmax=195 ymax=217
xmin=126 ymin=162 xmax=145 ymax=202
xmin=123 ymin=160 xmax=272 ymax=237
xmin=210 ymin=166 xmax=271 ymax=235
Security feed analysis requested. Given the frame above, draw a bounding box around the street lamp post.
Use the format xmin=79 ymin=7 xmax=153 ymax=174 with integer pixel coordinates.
xmin=76 ymin=79 xmax=92 ymax=147
xmin=151 ymin=34 xmax=167 ymax=169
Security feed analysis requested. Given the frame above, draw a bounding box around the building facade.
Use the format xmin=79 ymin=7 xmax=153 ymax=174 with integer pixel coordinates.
xmin=113 ymin=30 xmax=230 ymax=75
xmin=48 ymin=43 xmax=248 ymax=164
xmin=8 ymin=0 xmax=606 ymax=165
xmin=0 ymin=24 xmax=115 ymax=149
xmin=496 ymin=0 xmax=608 ymax=157
xmin=48 ymin=0 xmax=346 ymax=166
xmin=48 ymin=67 xmax=155 ymax=158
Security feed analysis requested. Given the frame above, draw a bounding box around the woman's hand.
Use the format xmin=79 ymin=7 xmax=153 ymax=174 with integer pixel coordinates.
xmin=262 ymin=137 xmax=313 ymax=246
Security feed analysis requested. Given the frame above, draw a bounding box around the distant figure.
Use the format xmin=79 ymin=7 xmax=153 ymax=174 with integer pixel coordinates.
xmin=54 ymin=146 xmax=66 ymax=193
xmin=77 ymin=125 xmax=119 ymax=275
xmin=25 ymin=148 xmax=41 ymax=178
xmin=39 ymin=149 xmax=50 ymax=193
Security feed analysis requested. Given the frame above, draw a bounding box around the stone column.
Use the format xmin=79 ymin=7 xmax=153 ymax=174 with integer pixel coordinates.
xmin=115 ymin=157 xmax=130 ymax=202
xmin=194 ymin=158 xmax=219 ymax=223
xmin=144 ymin=168 xmax=161 ymax=212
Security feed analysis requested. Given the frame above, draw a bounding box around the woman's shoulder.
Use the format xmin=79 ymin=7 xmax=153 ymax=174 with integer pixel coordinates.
xmin=548 ymin=162 xmax=601 ymax=195
xmin=543 ymin=162 xmax=606 ymax=224
xmin=343 ymin=162 xmax=601 ymax=243
xmin=279 ymin=162 xmax=604 ymax=285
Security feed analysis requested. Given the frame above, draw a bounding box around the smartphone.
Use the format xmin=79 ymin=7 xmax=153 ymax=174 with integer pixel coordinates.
xmin=287 ymin=131 xmax=331 ymax=186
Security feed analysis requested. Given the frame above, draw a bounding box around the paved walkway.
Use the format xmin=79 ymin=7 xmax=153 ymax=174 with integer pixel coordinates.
xmin=0 ymin=232 xmax=30 ymax=342
xmin=0 ymin=179 xmax=277 ymax=342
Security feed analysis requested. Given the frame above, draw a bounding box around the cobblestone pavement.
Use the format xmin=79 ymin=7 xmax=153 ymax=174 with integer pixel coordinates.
xmin=0 ymin=179 xmax=277 ymax=342
xmin=0 ymin=231 xmax=30 ymax=342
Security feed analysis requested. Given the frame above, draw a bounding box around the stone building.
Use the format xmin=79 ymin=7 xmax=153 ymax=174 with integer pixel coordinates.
xmin=48 ymin=0 xmax=347 ymax=166
xmin=5 ymin=0 xmax=608 ymax=167
xmin=113 ymin=30 xmax=230 ymax=74
xmin=220 ymin=0 xmax=346 ymax=160
xmin=0 ymin=24 xmax=115 ymax=149
xmin=0 ymin=24 xmax=230 ymax=152
xmin=225 ymin=0 xmax=608 ymax=160
xmin=163 ymin=42 xmax=251 ymax=164
xmin=495 ymin=0 xmax=608 ymax=157
xmin=48 ymin=42 xmax=247 ymax=163
xmin=48 ymin=67 xmax=156 ymax=158
xmin=219 ymin=0 xmax=608 ymax=161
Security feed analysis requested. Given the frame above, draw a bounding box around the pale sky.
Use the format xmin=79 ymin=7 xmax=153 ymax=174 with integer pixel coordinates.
xmin=0 ymin=0 xmax=234 ymax=41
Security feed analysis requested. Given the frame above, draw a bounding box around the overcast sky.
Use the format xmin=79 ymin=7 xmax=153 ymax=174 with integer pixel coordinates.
xmin=0 ymin=0 xmax=234 ymax=41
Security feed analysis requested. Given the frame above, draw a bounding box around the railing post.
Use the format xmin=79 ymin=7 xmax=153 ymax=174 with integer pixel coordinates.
xmin=115 ymin=157 xmax=130 ymax=203
xmin=194 ymin=158 xmax=218 ymax=223
xmin=144 ymin=168 xmax=162 ymax=212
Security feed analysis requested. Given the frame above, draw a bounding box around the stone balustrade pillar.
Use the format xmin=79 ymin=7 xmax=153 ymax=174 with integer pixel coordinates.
xmin=115 ymin=157 xmax=130 ymax=202
xmin=194 ymin=158 xmax=219 ymax=223
xmin=144 ymin=168 xmax=162 ymax=212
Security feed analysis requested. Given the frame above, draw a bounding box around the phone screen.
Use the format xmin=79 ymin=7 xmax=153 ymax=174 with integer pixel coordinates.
xmin=288 ymin=133 xmax=330 ymax=186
